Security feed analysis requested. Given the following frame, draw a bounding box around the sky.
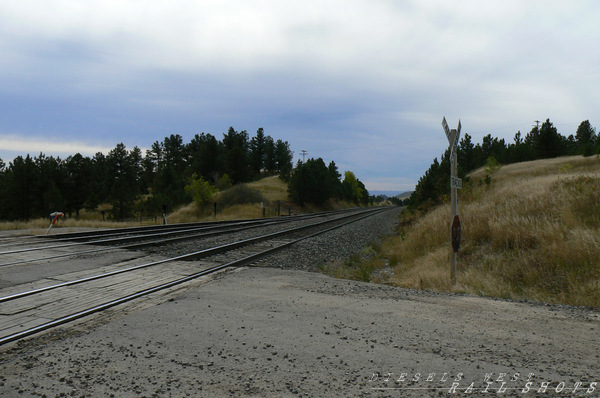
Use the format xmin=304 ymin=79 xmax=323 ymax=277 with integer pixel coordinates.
xmin=1 ymin=0 xmax=599 ymax=192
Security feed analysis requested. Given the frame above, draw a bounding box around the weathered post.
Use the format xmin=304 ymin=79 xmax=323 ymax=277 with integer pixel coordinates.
xmin=442 ymin=117 xmax=462 ymax=284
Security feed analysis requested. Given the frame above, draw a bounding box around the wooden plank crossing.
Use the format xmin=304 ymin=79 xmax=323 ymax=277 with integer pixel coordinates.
xmin=0 ymin=257 xmax=223 ymax=341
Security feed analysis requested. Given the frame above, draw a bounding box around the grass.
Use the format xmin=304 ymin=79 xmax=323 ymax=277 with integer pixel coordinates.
xmin=246 ymin=175 xmax=290 ymax=202
xmin=160 ymin=175 xmax=291 ymax=223
xmin=324 ymin=155 xmax=600 ymax=308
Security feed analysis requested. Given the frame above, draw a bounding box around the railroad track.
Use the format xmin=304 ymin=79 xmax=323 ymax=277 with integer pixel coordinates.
xmin=0 ymin=207 xmax=393 ymax=346
xmin=0 ymin=209 xmax=353 ymax=268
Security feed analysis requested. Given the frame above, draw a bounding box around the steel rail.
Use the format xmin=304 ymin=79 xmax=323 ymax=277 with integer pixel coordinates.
xmin=0 ymin=208 xmax=355 ymax=254
xmin=0 ymin=206 xmax=391 ymax=346
xmin=0 ymin=207 xmax=386 ymax=303
xmin=0 ymin=222 xmax=262 ymax=256
xmin=39 ymin=208 xmax=353 ymax=241
xmin=0 ymin=219 xmax=284 ymax=268
xmin=0 ymin=210 xmax=357 ymax=268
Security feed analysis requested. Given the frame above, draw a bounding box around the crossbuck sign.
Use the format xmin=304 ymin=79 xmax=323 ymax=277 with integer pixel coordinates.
xmin=442 ymin=117 xmax=461 ymax=284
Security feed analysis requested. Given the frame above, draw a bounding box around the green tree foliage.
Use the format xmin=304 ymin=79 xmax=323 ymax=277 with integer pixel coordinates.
xmin=327 ymin=161 xmax=343 ymax=199
xmin=154 ymin=134 xmax=188 ymax=207
xmin=263 ymin=135 xmax=276 ymax=173
xmin=5 ymin=155 xmax=38 ymax=219
xmin=288 ymin=158 xmax=334 ymax=206
xmin=185 ymin=174 xmax=217 ymax=212
xmin=0 ymin=126 xmax=296 ymax=221
xmin=187 ymin=132 xmax=221 ymax=182
xmin=537 ymin=119 xmax=563 ymax=158
xmin=249 ymin=127 xmax=267 ymax=177
xmin=107 ymin=143 xmax=139 ymax=220
xmin=222 ymin=127 xmax=250 ymax=183
xmin=64 ymin=153 xmax=93 ymax=217
xmin=274 ymin=139 xmax=294 ymax=180
xmin=342 ymin=171 xmax=363 ymax=204
xmin=575 ymin=120 xmax=596 ymax=146
xmin=575 ymin=120 xmax=597 ymax=156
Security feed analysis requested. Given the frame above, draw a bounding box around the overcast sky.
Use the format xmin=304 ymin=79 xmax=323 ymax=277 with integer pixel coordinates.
xmin=1 ymin=1 xmax=598 ymax=192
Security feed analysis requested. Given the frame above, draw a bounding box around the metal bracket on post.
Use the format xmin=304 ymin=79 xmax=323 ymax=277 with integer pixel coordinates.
xmin=442 ymin=117 xmax=462 ymax=284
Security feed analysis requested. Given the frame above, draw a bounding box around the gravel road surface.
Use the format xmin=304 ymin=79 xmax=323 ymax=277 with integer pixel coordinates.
xmin=1 ymin=267 xmax=599 ymax=397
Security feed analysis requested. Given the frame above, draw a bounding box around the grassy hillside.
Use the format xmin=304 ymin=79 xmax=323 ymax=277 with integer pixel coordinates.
xmin=324 ymin=155 xmax=600 ymax=307
xmin=169 ymin=175 xmax=291 ymax=222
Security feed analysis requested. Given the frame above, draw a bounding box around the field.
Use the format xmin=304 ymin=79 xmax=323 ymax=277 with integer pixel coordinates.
xmin=324 ymin=155 xmax=600 ymax=307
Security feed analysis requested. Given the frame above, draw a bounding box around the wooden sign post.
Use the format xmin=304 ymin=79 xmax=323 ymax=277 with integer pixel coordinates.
xmin=442 ymin=117 xmax=461 ymax=284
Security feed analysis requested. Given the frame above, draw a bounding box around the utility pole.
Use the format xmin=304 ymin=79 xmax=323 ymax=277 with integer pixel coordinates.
xmin=442 ymin=117 xmax=462 ymax=284
xmin=300 ymin=150 xmax=308 ymax=163
xmin=533 ymin=120 xmax=540 ymax=130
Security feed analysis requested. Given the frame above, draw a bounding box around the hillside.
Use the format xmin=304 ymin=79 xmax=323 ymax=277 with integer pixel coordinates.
xmin=327 ymin=155 xmax=600 ymax=307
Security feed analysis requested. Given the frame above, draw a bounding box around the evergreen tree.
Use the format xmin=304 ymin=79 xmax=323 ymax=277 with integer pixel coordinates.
xmin=107 ymin=143 xmax=137 ymax=220
xmin=222 ymin=127 xmax=250 ymax=183
xmin=327 ymin=161 xmax=343 ymax=199
xmin=35 ymin=153 xmax=65 ymax=217
xmin=154 ymin=134 xmax=188 ymax=206
xmin=288 ymin=158 xmax=331 ymax=206
xmin=64 ymin=153 xmax=93 ymax=217
xmin=263 ymin=135 xmax=276 ymax=174
xmin=537 ymin=119 xmax=563 ymax=158
xmin=249 ymin=128 xmax=267 ymax=177
xmin=575 ymin=120 xmax=596 ymax=146
xmin=5 ymin=155 xmax=38 ymax=219
xmin=274 ymin=139 xmax=294 ymax=180
xmin=187 ymin=133 xmax=221 ymax=182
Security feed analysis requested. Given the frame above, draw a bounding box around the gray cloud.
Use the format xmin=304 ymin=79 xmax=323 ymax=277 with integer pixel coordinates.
xmin=0 ymin=0 xmax=599 ymax=190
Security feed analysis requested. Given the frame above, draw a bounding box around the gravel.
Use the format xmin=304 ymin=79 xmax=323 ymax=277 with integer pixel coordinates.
xmin=144 ymin=207 xmax=402 ymax=270
xmin=1 ymin=266 xmax=598 ymax=397
xmin=259 ymin=206 xmax=402 ymax=271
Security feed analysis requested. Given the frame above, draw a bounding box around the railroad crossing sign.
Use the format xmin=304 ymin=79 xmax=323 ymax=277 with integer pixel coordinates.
xmin=442 ymin=117 xmax=462 ymax=284
xmin=451 ymin=215 xmax=461 ymax=253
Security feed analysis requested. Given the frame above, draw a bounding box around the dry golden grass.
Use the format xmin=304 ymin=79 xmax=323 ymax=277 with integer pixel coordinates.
xmin=246 ymin=175 xmax=290 ymax=202
xmin=328 ymin=155 xmax=600 ymax=307
xmin=168 ymin=201 xmax=265 ymax=223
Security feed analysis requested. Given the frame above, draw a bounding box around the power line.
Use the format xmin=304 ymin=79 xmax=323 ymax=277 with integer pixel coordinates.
xmin=300 ymin=150 xmax=308 ymax=162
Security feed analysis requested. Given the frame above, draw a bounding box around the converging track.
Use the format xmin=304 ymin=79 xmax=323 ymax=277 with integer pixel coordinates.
xmin=0 ymin=207 xmax=394 ymax=346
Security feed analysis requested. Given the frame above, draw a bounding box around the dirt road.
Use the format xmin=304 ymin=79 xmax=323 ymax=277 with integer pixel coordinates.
xmin=1 ymin=266 xmax=598 ymax=397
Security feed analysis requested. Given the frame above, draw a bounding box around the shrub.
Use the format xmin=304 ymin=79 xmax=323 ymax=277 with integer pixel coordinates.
xmin=217 ymin=184 xmax=266 ymax=208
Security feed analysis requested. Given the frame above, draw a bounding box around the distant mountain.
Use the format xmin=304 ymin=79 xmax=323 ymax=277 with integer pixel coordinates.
xmin=396 ymin=191 xmax=413 ymax=199
xmin=370 ymin=190 xmax=413 ymax=199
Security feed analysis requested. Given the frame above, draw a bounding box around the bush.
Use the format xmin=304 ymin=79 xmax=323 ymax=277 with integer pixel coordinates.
xmin=217 ymin=184 xmax=266 ymax=208
xmin=185 ymin=175 xmax=217 ymax=211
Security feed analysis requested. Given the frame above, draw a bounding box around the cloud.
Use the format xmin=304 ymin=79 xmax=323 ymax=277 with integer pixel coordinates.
xmin=0 ymin=134 xmax=113 ymax=161
xmin=1 ymin=0 xmax=599 ymax=192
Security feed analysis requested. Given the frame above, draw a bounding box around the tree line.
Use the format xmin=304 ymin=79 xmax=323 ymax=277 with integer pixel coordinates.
xmin=0 ymin=127 xmax=293 ymax=220
xmin=409 ymin=119 xmax=599 ymax=209
xmin=287 ymin=158 xmax=369 ymax=206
